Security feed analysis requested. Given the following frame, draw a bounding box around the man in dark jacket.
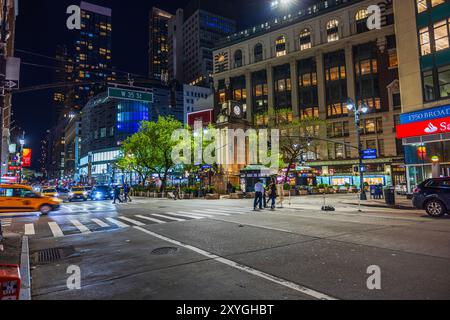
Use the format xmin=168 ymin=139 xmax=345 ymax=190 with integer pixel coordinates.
xmin=113 ymin=185 xmax=123 ymax=204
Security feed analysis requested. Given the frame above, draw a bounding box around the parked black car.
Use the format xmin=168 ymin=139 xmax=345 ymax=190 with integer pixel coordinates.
xmin=412 ymin=178 xmax=450 ymax=217
xmin=91 ymin=186 xmax=114 ymax=201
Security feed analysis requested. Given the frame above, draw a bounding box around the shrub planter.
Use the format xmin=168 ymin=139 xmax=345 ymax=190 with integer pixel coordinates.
xmin=181 ymin=193 xmax=192 ymax=199
xmin=206 ymin=193 xmax=220 ymax=200
xmin=298 ymin=190 xmax=308 ymax=196
xmin=245 ymin=192 xmax=255 ymax=199
xmin=230 ymin=192 xmax=244 ymax=199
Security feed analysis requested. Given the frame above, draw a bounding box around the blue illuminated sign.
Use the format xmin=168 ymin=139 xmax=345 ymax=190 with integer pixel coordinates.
xmin=400 ymin=104 xmax=450 ymax=124
xmin=362 ymin=149 xmax=377 ymax=160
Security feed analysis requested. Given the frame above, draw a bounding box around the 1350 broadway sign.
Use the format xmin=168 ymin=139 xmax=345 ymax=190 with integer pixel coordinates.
xmin=400 ymin=105 xmax=450 ymax=125
xmin=396 ymin=116 xmax=450 ymax=139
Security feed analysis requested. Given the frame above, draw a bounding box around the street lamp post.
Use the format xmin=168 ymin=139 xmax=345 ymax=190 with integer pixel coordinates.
xmin=346 ymin=99 xmax=369 ymax=201
xmin=19 ymin=131 xmax=25 ymax=184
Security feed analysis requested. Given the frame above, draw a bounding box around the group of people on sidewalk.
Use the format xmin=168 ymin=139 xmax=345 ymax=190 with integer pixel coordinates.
xmin=112 ymin=183 xmax=132 ymax=204
xmin=253 ymin=179 xmax=280 ymax=211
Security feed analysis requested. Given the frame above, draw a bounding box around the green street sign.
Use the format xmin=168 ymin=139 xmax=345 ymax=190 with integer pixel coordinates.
xmin=108 ymin=87 xmax=153 ymax=103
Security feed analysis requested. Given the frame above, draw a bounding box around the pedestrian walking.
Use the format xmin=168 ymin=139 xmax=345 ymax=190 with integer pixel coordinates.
xmin=112 ymin=185 xmax=123 ymax=204
xmin=173 ymin=185 xmax=181 ymax=200
xmin=268 ymin=181 xmax=277 ymax=210
xmin=253 ymin=180 xmax=264 ymax=211
xmin=263 ymin=181 xmax=268 ymax=208
xmin=123 ymin=183 xmax=132 ymax=203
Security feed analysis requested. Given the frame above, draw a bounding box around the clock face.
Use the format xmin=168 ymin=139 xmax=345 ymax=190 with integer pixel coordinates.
xmin=233 ymin=105 xmax=241 ymax=116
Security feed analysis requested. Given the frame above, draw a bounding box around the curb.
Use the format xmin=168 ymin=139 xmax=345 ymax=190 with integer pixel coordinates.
xmin=19 ymin=236 xmax=31 ymax=300
xmin=343 ymin=202 xmax=415 ymax=210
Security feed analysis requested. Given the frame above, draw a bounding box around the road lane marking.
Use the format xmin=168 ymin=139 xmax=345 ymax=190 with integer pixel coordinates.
xmin=166 ymin=212 xmax=204 ymax=220
xmin=91 ymin=219 xmax=109 ymax=228
xmin=70 ymin=219 xmax=91 ymax=234
xmin=152 ymin=214 xmax=186 ymax=222
xmin=117 ymin=216 xmax=146 ymax=226
xmin=48 ymin=222 xmax=64 ymax=238
xmin=177 ymin=211 xmax=214 ymax=218
xmin=134 ymin=227 xmax=337 ymax=301
xmin=192 ymin=210 xmax=230 ymax=216
xmin=106 ymin=218 xmax=130 ymax=228
xmin=24 ymin=224 xmax=35 ymax=236
xmin=135 ymin=215 xmax=167 ymax=224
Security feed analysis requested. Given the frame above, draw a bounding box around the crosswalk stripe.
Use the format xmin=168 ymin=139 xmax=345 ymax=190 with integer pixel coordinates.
xmin=48 ymin=222 xmax=64 ymax=238
xmin=117 ymin=216 xmax=145 ymax=227
xmin=177 ymin=211 xmax=214 ymax=218
xmin=152 ymin=214 xmax=186 ymax=222
xmin=205 ymin=208 xmax=249 ymax=214
xmin=70 ymin=219 xmax=91 ymax=234
xmin=191 ymin=210 xmax=230 ymax=216
xmin=91 ymin=219 xmax=109 ymax=228
xmin=135 ymin=215 xmax=167 ymax=224
xmin=166 ymin=212 xmax=204 ymax=220
xmin=24 ymin=224 xmax=35 ymax=235
xmin=106 ymin=218 xmax=130 ymax=228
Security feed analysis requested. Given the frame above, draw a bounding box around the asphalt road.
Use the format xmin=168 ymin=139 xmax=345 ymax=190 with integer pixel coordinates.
xmin=2 ymin=194 xmax=450 ymax=300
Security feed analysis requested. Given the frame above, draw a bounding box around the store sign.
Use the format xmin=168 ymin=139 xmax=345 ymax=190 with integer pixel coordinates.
xmin=396 ymin=116 xmax=450 ymax=139
xmin=400 ymin=104 xmax=450 ymax=125
xmin=362 ymin=149 xmax=377 ymax=160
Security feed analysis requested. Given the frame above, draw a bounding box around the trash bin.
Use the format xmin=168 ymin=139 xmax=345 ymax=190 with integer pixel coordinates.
xmin=384 ymin=187 xmax=396 ymax=206
xmin=0 ymin=265 xmax=21 ymax=300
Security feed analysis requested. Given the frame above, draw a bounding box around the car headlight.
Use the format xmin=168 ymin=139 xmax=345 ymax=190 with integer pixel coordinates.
xmin=83 ymin=192 xmax=88 ymax=196
xmin=55 ymin=193 xmax=60 ymax=197
xmin=69 ymin=192 xmax=74 ymax=197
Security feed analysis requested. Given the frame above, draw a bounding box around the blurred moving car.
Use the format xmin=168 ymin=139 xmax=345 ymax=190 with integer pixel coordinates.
xmin=395 ymin=183 xmax=407 ymax=195
xmin=0 ymin=184 xmax=61 ymax=215
xmin=41 ymin=187 xmax=59 ymax=198
xmin=68 ymin=186 xmax=89 ymax=202
xmin=412 ymin=178 xmax=450 ymax=217
xmin=56 ymin=187 xmax=70 ymax=202
xmin=91 ymin=185 xmax=113 ymax=200
xmin=84 ymin=186 xmax=93 ymax=198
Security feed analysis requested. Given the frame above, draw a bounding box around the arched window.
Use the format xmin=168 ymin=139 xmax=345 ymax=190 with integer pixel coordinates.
xmin=234 ymin=49 xmax=243 ymax=68
xmin=326 ymin=19 xmax=339 ymax=42
xmin=299 ymin=28 xmax=312 ymax=51
xmin=355 ymin=9 xmax=369 ymax=34
xmin=275 ymin=36 xmax=287 ymax=57
xmin=254 ymin=43 xmax=263 ymax=62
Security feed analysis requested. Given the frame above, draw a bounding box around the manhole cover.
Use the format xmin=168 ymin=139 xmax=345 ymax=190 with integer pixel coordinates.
xmin=151 ymin=247 xmax=179 ymax=255
xmin=32 ymin=246 xmax=77 ymax=264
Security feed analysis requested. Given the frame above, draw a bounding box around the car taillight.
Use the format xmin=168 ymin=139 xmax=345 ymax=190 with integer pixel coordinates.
xmin=413 ymin=187 xmax=421 ymax=194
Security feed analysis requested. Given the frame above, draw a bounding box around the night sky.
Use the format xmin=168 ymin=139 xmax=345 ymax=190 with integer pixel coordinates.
xmin=13 ymin=0 xmax=308 ymax=170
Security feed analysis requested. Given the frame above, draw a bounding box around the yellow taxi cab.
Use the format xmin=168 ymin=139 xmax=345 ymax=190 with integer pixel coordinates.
xmin=0 ymin=184 xmax=62 ymax=215
xmin=41 ymin=187 xmax=59 ymax=198
xmin=68 ymin=186 xmax=89 ymax=202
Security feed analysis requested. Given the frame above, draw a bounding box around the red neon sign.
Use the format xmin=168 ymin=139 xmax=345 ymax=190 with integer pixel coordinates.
xmin=396 ymin=116 xmax=450 ymax=139
xmin=22 ymin=148 xmax=32 ymax=168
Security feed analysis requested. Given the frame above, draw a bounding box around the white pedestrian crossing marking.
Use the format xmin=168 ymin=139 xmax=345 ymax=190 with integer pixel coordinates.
xmin=106 ymin=217 xmax=130 ymax=228
xmin=152 ymin=214 xmax=186 ymax=222
xmin=205 ymin=208 xmax=249 ymax=214
xmin=91 ymin=219 xmax=109 ymax=228
xmin=166 ymin=212 xmax=204 ymax=220
xmin=24 ymin=224 xmax=35 ymax=236
xmin=48 ymin=222 xmax=64 ymax=238
xmin=117 ymin=216 xmax=145 ymax=227
xmin=70 ymin=219 xmax=91 ymax=234
xmin=177 ymin=211 xmax=214 ymax=218
xmin=192 ymin=210 xmax=230 ymax=216
xmin=135 ymin=215 xmax=167 ymax=224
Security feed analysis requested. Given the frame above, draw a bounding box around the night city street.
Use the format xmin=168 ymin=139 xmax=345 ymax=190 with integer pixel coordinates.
xmin=1 ymin=0 xmax=450 ymax=312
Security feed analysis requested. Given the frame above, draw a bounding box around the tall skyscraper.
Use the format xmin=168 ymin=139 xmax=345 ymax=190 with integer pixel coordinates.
xmin=72 ymin=1 xmax=115 ymax=112
xmin=52 ymin=45 xmax=73 ymax=122
xmin=168 ymin=0 xmax=236 ymax=87
xmin=149 ymin=7 xmax=172 ymax=83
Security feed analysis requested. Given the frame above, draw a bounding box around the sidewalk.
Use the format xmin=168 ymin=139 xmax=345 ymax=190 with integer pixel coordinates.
xmin=343 ymin=196 xmax=415 ymax=210
xmin=0 ymin=235 xmax=22 ymax=265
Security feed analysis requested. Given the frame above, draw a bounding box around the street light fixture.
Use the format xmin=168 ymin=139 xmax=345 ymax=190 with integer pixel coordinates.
xmin=346 ymin=99 xmax=369 ymax=201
